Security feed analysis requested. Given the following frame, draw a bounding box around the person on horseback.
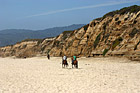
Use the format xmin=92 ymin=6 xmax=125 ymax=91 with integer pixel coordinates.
xmin=72 ymin=55 xmax=78 ymax=68
xmin=63 ymin=55 xmax=67 ymax=61
xmin=73 ymin=56 xmax=76 ymax=60
xmin=63 ymin=55 xmax=67 ymax=64
xmin=62 ymin=55 xmax=68 ymax=68
xmin=72 ymin=56 xmax=76 ymax=64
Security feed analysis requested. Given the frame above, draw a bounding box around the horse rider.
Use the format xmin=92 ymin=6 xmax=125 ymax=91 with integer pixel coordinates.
xmin=62 ymin=55 xmax=67 ymax=63
xmin=72 ymin=55 xmax=76 ymax=64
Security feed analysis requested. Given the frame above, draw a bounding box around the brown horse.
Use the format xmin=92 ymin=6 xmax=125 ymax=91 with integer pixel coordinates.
xmin=72 ymin=60 xmax=78 ymax=68
xmin=62 ymin=60 xmax=68 ymax=68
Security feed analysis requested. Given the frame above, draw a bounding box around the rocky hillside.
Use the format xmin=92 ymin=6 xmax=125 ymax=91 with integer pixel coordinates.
xmin=1 ymin=5 xmax=140 ymax=61
xmin=0 ymin=38 xmax=55 ymax=58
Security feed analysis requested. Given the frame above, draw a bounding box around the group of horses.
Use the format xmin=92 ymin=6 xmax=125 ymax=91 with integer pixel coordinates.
xmin=62 ymin=58 xmax=78 ymax=68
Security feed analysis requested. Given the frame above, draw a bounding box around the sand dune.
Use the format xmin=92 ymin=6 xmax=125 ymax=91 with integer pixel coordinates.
xmin=0 ymin=57 xmax=140 ymax=93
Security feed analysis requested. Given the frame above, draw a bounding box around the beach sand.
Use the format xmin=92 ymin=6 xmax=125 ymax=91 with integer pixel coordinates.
xmin=0 ymin=57 xmax=140 ymax=93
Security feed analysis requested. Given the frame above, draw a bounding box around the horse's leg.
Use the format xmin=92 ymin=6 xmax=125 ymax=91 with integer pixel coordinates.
xmin=66 ymin=62 xmax=68 ymax=68
xmin=62 ymin=60 xmax=64 ymax=68
xmin=72 ymin=60 xmax=74 ymax=68
xmin=72 ymin=64 xmax=73 ymax=68
xmin=62 ymin=62 xmax=64 ymax=68
xmin=75 ymin=64 xmax=76 ymax=68
xmin=76 ymin=64 xmax=78 ymax=68
xmin=76 ymin=62 xmax=78 ymax=68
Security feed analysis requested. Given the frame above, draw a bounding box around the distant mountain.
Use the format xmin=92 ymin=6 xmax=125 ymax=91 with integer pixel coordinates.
xmin=0 ymin=24 xmax=85 ymax=46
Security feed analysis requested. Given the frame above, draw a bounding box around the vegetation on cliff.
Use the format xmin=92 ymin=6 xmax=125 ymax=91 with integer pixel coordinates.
xmin=111 ymin=37 xmax=123 ymax=51
xmin=103 ymin=48 xmax=110 ymax=56
xmin=17 ymin=39 xmax=44 ymax=45
xmin=102 ymin=5 xmax=140 ymax=19
xmin=94 ymin=33 xmax=102 ymax=48
xmin=62 ymin=31 xmax=73 ymax=40
xmin=129 ymin=28 xmax=140 ymax=38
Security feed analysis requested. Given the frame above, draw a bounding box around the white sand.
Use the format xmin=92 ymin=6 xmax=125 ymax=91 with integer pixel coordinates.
xmin=0 ymin=57 xmax=140 ymax=93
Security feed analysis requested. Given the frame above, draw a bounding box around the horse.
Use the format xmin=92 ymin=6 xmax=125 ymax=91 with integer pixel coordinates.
xmin=62 ymin=60 xmax=68 ymax=68
xmin=72 ymin=60 xmax=78 ymax=68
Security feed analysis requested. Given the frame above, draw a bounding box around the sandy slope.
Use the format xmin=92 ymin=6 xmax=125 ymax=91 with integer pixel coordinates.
xmin=0 ymin=57 xmax=140 ymax=93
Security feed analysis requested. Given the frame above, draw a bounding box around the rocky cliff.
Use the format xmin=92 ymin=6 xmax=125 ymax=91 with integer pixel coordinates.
xmin=0 ymin=38 xmax=55 ymax=58
xmin=1 ymin=5 xmax=140 ymax=61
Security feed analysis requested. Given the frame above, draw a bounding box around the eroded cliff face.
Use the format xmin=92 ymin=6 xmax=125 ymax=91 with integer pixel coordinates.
xmin=49 ymin=11 xmax=140 ymax=58
xmin=0 ymin=38 xmax=55 ymax=58
xmin=1 ymin=5 xmax=140 ymax=60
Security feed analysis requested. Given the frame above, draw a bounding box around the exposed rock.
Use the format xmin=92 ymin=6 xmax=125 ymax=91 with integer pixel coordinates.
xmin=1 ymin=5 xmax=140 ymax=61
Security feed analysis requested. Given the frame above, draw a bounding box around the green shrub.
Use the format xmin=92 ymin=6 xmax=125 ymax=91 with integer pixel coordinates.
xmin=112 ymin=41 xmax=120 ymax=50
xmin=102 ymin=5 xmax=140 ymax=19
xmin=102 ymin=10 xmax=118 ymax=19
xmin=41 ymin=45 xmax=46 ymax=51
xmin=22 ymin=39 xmax=43 ymax=42
xmin=129 ymin=28 xmax=140 ymax=38
xmin=83 ymin=24 xmax=89 ymax=31
xmin=69 ymin=31 xmax=75 ymax=37
xmin=103 ymin=33 xmax=110 ymax=42
xmin=62 ymin=31 xmax=73 ymax=40
xmin=63 ymin=35 xmax=67 ymax=40
xmin=47 ymin=49 xmax=51 ymax=54
xmin=17 ymin=38 xmax=44 ymax=45
xmin=55 ymin=41 xmax=60 ymax=47
xmin=94 ymin=33 xmax=102 ymax=48
xmin=63 ymin=31 xmax=73 ymax=35
xmin=112 ymin=37 xmax=123 ymax=50
xmin=95 ymin=17 xmax=102 ymax=21
xmin=103 ymin=48 xmax=109 ymax=56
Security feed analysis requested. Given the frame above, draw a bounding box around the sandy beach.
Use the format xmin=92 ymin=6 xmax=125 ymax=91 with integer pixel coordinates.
xmin=0 ymin=57 xmax=140 ymax=93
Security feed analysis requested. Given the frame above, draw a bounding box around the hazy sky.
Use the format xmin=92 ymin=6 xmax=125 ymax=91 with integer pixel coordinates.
xmin=0 ymin=0 xmax=140 ymax=30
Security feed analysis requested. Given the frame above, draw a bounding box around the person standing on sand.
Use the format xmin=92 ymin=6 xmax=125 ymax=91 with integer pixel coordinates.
xmin=47 ymin=54 xmax=50 ymax=60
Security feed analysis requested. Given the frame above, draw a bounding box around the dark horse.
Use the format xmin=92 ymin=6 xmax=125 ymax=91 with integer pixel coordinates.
xmin=62 ymin=60 xmax=68 ymax=68
xmin=72 ymin=60 xmax=78 ymax=68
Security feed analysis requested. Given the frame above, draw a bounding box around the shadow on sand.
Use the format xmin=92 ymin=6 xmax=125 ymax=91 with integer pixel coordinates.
xmin=62 ymin=68 xmax=82 ymax=70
